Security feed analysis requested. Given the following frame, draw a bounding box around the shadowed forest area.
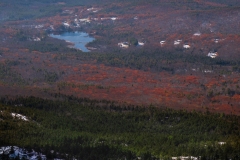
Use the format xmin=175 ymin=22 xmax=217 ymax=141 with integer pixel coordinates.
xmin=1 ymin=96 xmax=240 ymax=159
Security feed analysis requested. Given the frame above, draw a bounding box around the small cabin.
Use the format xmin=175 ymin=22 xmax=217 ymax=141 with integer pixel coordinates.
xmin=214 ymin=39 xmax=219 ymax=43
xmin=138 ymin=41 xmax=145 ymax=46
xmin=183 ymin=44 xmax=190 ymax=49
xmin=33 ymin=37 xmax=41 ymax=41
xmin=111 ymin=17 xmax=117 ymax=21
xmin=118 ymin=42 xmax=129 ymax=48
xmin=207 ymin=51 xmax=218 ymax=58
xmin=174 ymin=40 xmax=182 ymax=45
xmin=62 ymin=22 xmax=70 ymax=27
xmin=193 ymin=32 xmax=201 ymax=36
xmin=160 ymin=40 xmax=166 ymax=45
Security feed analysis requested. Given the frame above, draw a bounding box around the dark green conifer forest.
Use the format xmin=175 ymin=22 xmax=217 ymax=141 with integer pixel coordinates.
xmin=1 ymin=96 xmax=240 ymax=159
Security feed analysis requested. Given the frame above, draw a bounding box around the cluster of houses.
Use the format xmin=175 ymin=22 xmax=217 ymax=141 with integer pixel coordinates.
xmin=62 ymin=6 xmax=145 ymax=28
xmin=118 ymin=40 xmax=146 ymax=48
xmin=53 ymin=7 xmax=221 ymax=59
xmin=32 ymin=37 xmax=41 ymax=42
xmin=86 ymin=7 xmax=99 ymax=13
xmin=161 ymin=39 xmax=191 ymax=49
xmin=118 ymin=38 xmax=218 ymax=58
xmin=0 ymin=146 xmax=46 ymax=160
xmin=62 ymin=15 xmax=118 ymax=28
xmin=159 ymin=38 xmax=219 ymax=58
xmin=62 ymin=18 xmax=220 ymax=59
xmin=61 ymin=7 xmax=117 ymax=28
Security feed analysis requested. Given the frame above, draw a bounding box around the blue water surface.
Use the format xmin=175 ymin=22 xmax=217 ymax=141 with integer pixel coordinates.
xmin=50 ymin=32 xmax=95 ymax=52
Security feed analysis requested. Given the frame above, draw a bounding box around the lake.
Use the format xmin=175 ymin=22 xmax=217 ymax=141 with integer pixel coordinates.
xmin=50 ymin=31 xmax=95 ymax=52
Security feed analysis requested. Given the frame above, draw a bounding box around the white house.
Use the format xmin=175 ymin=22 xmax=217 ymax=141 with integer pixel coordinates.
xmin=111 ymin=17 xmax=117 ymax=21
xmin=174 ymin=40 xmax=182 ymax=45
xmin=207 ymin=51 xmax=218 ymax=58
xmin=33 ymin=37 xmax=41 ymax=41
xmin=193 ymin=32 xmax=201 ymax=36
xmin=118 ymin=42 xmax=129 ymax=48
xmin=160 ymin=40 xmax=166 ymax=45
xmin=35 ymin=24 xmax=44 ymax=29
xmin=62 ymin=22 xmax=70 ymax=27
xmin=138 ymin=41 xmax=145 ymax=46
xmin=50 ymin=25 xmax=54 ymax=30
xmin=134 ymin=16 xmax=138 ymax=20
xmin=204 ymin=70 xmax=213 ymax=73
xmin=183 ymin=44 xmax=190 ymax=49
xmin=87 ymin=7 xmax=95 ymax=11
xmin=214 ymin=39 xmax=219 ymax=43
xmin=79 ymin=18 xmax=91 ymax=23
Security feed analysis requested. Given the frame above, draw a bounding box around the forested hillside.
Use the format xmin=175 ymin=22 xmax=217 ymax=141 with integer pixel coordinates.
xmin=1 ymin=0 xmax=240 ymax=21
xmin=1 ymin=1 xmax=240 ymax=159
xmin=1 ymin=96 xmax=240 ymax=159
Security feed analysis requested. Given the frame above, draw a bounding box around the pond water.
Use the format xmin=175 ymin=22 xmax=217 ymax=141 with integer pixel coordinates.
xmin=50 ymin=31 xmax=95 ymax=52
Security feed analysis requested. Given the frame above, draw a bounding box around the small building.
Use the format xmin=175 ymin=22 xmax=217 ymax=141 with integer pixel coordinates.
xmin=138 ymin=40 xmax=145 ymax=46
xmin=174 ymin=40 xmax=182 ymax=45
xmin=79 ymin=18 xmax=91 ymax=23
xmin=111 ymin=17 xmax=117 ymax=21
xmin=33 ymin=37 xmax=41 ymax=41
xmin=118 ymin=42 xmax=129 ymax=48
xmin=207 ymin=51 xmax=218 ymax=58
xmin=183 ymin=44 xmax=190 ymax=49
xmin=160 ymin=40 xmax=166 ymax=46
xmin=87 ymin=7 xmax=95 ymax=11
xmin=204 ymin=70 xmax=213 ymax=73
xmin=62 ymin=21 xmax=70 ymax=27
xmin=193 ymin=32 xmax=201 ymax=36
xmin=214 ymin=39 xmax=219 ymax=43
xmin=35 ymin=24 xmax=44 ymax=29
xmin=134 ymin=16 xmax=138 ymax=20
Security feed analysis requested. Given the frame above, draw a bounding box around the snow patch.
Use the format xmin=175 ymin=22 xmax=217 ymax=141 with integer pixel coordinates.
xmin=11 ymin=113 xmax=29 ymax=121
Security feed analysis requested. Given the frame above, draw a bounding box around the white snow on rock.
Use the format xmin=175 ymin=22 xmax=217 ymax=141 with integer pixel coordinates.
xmin=11 ymin=113 xmax=29 ymax=121
xmin=1 ymin=146 xmax=46 ymax=160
